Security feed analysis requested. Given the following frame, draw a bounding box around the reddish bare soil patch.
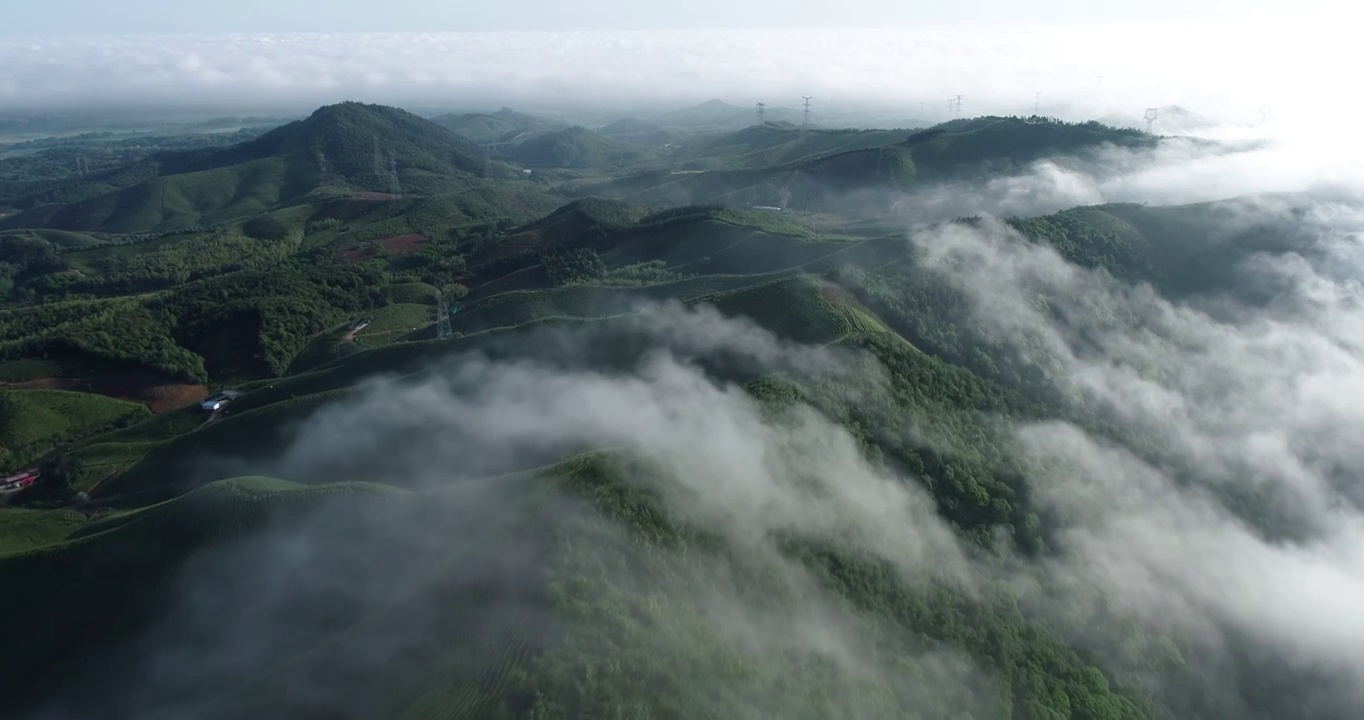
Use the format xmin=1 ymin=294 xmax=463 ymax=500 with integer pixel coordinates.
xmin=340 ymin=246 xmax=377 ymax=262
xmin=340 ymin=233 xmax=430 ymax=263
xmin=7 ymin=370 xmax=210 ymax=414
xmin=379 ymin=233 xmax=430 ymax=254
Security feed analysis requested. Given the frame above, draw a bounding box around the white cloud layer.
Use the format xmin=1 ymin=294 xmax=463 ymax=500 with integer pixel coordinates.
xmin=0 ymin=19 xmax=1355 ymax=126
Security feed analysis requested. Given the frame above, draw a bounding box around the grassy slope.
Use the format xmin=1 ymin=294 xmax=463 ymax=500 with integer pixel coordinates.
xmin=680 ymin=126 xmax=911 ymax=170
xmin=0 ymin=507 xmax=88 ymax=554
xmin=0 ymin=476 xmax=401 ymax=718
xmin=0 ymin=450 xmax=1155 ymax=720
xmin=510 ymin=127 xmax=660 ymax=169
xmin=0 ymin=388 xmax=150 ymax=469
xmin=431 ymin=108 xmax=558 ymax=144
xmin=352 ymin=303 xmax=432 ymax=348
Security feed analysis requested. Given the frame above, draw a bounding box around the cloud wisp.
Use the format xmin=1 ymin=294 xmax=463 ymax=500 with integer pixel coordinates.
xmin=908 ymin=196 xmax=1364 ymax=715
xmin=36 ymin=301 xmax=996 ymax=720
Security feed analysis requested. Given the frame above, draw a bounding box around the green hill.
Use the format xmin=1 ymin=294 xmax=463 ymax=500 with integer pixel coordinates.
xmin=497 ymin=197 xmax=645 ymax=251
xmin=1008 ymin=195 xmax=1319 ymax=297
xmin=1 ymin=102 xmax=521 ymax=234
xmin=0 ymin=388 xmax=150 ymax=469
xmin=654 ymin=99 xmax=766 ymax=130
xmin=430 ymin=107 xmax=559 ymax=143
xmin=0 ymin=476 xmax=404 ymax=718
xmin=508 ymin=126 xmax=660 ymax=169
xmin=578 ymin=116 xmax=1152 ymax=210
xmin=0 ymin=102 xmax=1338 ymax=720
xmin=678 ymin=125 xmax=911 ymax=170
xmin=597 ymin=117 xmax=679 ymax=146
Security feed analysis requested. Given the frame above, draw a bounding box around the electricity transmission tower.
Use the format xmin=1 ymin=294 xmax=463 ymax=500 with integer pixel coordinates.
xmin=316 ymin=150 xmax=330 ymax=188
xmin=756 ymin=102 xmax=767 ymax=126
xmin=1259 ymin=103 xmax=1273 ymax=123
xmin=389 ymin=157 xmax=402 ymax=198
xmin=951 ymin=95 xmax=965 ymax=116
xmin=1034 ymin=91 xmax=1042 ymax=115
xmin=801 ymin=96 xmax=812 ymax=135
xmin=1143 ymin=107 xmax=1159 ymax=133
xmin=435 ymin=291 xmax=453 ymax=339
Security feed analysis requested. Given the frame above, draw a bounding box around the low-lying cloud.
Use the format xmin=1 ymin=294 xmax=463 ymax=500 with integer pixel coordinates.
xmin=34 ymin=301 xmax=993 ymax=719
xmin=909 ymin=194 xmax=1364 ymax=715
xmin=894 ymin=130 xmax=1364 ymax=223
xmin=0 ymin=19 xmax=1353 ymax=127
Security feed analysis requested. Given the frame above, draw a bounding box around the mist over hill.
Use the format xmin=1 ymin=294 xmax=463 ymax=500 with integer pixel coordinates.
xmin=0 ymin=22 xmax=1362 ymax=717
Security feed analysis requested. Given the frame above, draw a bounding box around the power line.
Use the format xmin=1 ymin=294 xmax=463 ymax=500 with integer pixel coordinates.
xmin=801 ymin=96 xmax=812 ymax=135
xmin=435 ymin=291 xmax=453 ymax=340
xmin=756 ymin=102 xmax=767 ymax=126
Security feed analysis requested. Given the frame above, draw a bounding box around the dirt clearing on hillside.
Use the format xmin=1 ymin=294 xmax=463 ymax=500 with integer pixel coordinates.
xmin=380 ymin=233 xmax=430 ymax=254
xmin=341 ymin=233 xmax=430 ymax=263
xmin=6 ymin=370 xmax=210 ymax=414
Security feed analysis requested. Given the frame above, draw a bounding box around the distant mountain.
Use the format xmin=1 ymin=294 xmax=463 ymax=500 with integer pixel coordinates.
xmin=650 ymin=99 xmax=778 ymax=131
xmin=596 ymin=118 xmax=679 ymax=147
xmin=2 ymin=102 xmax=518 ymax=233
xmin=677 ymin=125 xmax=912 ymax=170
xmin=430 ymin=107 xmax=560 ymax=144
xmin=508 ymin=127 xmax=660 ymax=169
xmin=577 ymin=116 xmax=1153 ymax=210
xmin=242 ymin=101 xmax=493 ymax=179
xmin=598 ymin=118 xmax=658 ymax=135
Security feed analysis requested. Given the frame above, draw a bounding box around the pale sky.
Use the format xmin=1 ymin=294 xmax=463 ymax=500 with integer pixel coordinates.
xmin=0 ymin=0 xmax=1330 ymax=34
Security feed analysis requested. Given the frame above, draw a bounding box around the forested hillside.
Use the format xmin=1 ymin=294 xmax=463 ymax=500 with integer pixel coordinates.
xmin=0 ymin=101 xmax=1351 ymax=720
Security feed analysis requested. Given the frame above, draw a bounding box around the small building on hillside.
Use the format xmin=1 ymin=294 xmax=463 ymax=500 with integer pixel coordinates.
xmin=200 ymin=389 xmax=243 ymax=412
xmin=0 ymin=469 xmax=40 ymax=494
